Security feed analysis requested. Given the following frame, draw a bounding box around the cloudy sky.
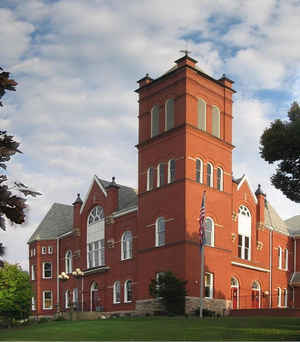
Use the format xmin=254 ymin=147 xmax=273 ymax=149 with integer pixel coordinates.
xmin=0 ymin=0 xmax=299 ymax=270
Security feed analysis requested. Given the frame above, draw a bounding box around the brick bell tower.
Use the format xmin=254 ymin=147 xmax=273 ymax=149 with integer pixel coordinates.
xmin=135 ymin=53 xmax=235 ymax=310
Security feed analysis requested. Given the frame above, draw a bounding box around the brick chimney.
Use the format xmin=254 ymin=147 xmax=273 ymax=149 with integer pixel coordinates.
xmin=255 ymin=184 xmax=266 ymax=229
xmin=106 ymin=177 xmax=120 ymax=213
xmin=72 ymin=193 xmax=82 ymax=236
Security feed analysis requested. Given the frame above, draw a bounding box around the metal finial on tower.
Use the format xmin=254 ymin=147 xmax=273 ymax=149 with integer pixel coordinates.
xmin=180 ymin=49 xmax=191 ymax=57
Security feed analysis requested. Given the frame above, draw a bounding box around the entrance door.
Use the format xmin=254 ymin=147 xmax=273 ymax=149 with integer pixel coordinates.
xmin=251 ymin=290 xmax=260 ymax=308
xmin=231 ymin=287 xmax=238 ymax=309
xmin=90 ymin=281 xmax=99 ymax=312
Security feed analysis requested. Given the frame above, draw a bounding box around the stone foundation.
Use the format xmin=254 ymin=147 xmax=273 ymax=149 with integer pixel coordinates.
xmin=185 ymin=296 xmax=232 ymax=316
xmin=135 ymin=298 xmax=165 ymax=315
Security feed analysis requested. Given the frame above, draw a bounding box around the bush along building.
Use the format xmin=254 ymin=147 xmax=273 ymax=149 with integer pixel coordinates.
xmin=28 ymin=54 xmax=300 ymax=317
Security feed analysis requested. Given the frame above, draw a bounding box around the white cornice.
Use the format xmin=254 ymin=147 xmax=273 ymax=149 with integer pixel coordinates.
xmin=236 ymin=174 xmax=258 ymax=204
xmin=112 ymin=206 xmax=138 ymax=218
xmin=232 ymin=261 xmax=270 ymax=273
xmin=80 ymin=175 xmax=107 ymax=214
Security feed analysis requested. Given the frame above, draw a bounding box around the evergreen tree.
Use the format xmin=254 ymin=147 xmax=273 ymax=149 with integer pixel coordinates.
xmin=260 ymin=102 xmax=300 ymax=202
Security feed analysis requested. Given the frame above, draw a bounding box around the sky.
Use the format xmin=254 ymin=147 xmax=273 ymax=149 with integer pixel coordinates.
xmin=0 ymin=0 xmax=299 ymax=270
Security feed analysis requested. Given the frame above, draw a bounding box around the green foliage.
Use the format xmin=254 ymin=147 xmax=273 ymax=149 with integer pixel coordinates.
xmin=260 ymin=101 xmax=300 ymax=202
xmin=0 ymin=263 xmax=32 ymax=324
xmin=149 ymin=271 xmax=187 ymax=315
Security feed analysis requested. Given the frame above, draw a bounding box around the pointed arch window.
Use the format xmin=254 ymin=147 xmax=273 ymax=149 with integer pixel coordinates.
xmin=113 ymin=281 xmax=121 ymax=304
xmin=157 ymin=163 xmax=165 ymax=187
xmin=207 ymin=162 xmax=213 ymax=187
xmin=147 ymin=167 xmax=154 ymax=191
xmin=278 ymin=246 xmax=282 ymax=269
xmin=151 ymin=105 xmax=159 ymax=137
xmin=205 ymin=217 xmax=214 ymax=247
xmin=198 ymin=98 xmax=206 ymax=131
xmin=212 ymin=105 xmax=220 ymax=138
xmin=238 ymin=206 xmax=251 ymax=261
xmin=65 ymin=250 xmax=72 ymax=274
xmin=196 ymin=158 xmax=203 ymax=183
xmin=124 ymin=280 xmax=133 ymax=303
xmin=168 ymin=159 xmax=176 ymax=184
xmin=88 ymin=206 xmax=104 ymax=225
xmin=156 ymin=217 xmax=165 ymax=247
xmin=121 ymin=231 xmax=133 ymax=260
xmin=165 ymin=98 xmax=174 ymax=131
xmin=217 ymin=167 xmax=223 ymax=191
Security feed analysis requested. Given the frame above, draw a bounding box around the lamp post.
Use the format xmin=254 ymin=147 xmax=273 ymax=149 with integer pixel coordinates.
xmin=58 ymin=272 xmax=69 ymax=313
xmin=72 ymin=268 xmax=84 ymax=312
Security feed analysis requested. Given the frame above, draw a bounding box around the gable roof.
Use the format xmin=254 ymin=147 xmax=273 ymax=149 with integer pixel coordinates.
xmin=233 ymin=174 xmax=258 ymax=204
xmin=264 ymin=201 xmax=290 ymax=235
xmin=28 ymin=203 xmax=73 ymax=243
xmin=285 ymin=215 xmax=300 ymax=234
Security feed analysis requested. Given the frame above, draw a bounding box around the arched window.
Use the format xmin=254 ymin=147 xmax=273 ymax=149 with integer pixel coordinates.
xmin=198 ymin=98 xmax=206 ymax=131
xmin=283 ymin=288 xmax=288 ymax=307
xmin=151 ymin=105 xmax=159 ymax=137
xmin=113 ymin=281 xmax=121 ymax=304
xmin=205 ymin=217 xmax=214 ymax=247
xmin=207 ymin=163 xmax=213 ymax=187
xmin=121 ymin=231 xmax=133 ymax=260
xmin=88 ymin=206 xmax=104 ymax=225
xmin=231 ymin=277 xmax=239 ymax=310
xmin=87 ymin=206 xmax=105 ymax=269
xmin=90 ymin=281 xmax=99 ymax=312
xmin=157 ymin=163 xmax=165 ymax=187
xmin=65 ymin=250 xmax=72 ymax=274
xmin=278 ymin=247 xmax=282 ymax=269
xmin=165 ymin=98 xmax=174 ymax=131
xmin=277 ymin=288 xmax=282 ymax=307
xmin=212 ymin=105 xmax=220 ymax=138
xmin=217 ymin=167 xmax=223 ymax=191
xmin=124 ymin=280 xmax=133 ymax=303
xmin=147 ymin=167 xmax=154 ymax=191
xmin=65 ymin=290 xmax=70 ymax=309
xmin=196 ymin=158 xmax=203 ymax=183
xmin=156 ymin=217 xmax=165 ymax=247
xmin=168 ymin=159 xmax=176 ymax=184
xmin=285 ymin=248 xmax=288 ymax=270
xmin=238 ymin=206 xmax=251 ymax=261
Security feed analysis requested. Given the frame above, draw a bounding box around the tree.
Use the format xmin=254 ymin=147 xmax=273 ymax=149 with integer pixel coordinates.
xmin=260 ymin=101 xmax=300 ymax=202
xmin=0 ymin=262 xmax=32 ymax=325
xmin=149 ymin=271 xmax=187 ymax=315
xmin=0 ymin=68 xmax=41 ymax=265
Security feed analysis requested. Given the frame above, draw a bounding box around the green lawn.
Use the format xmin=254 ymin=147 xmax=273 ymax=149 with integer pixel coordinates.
xmin=1 ymin=316 xmax=300 ymax=341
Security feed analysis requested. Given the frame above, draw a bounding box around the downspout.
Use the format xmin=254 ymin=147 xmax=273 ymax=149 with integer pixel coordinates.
xmin=56 ymin=237 xmax=60 ymax=313
xmin=269 ymin=228 xmax=273 ymax=308
xmin=293 ymin=237 xmax=296 ymax=307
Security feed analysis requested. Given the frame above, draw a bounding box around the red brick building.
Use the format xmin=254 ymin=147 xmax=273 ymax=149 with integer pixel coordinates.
xmin=28 ymin=54 xmax=300 ymax=316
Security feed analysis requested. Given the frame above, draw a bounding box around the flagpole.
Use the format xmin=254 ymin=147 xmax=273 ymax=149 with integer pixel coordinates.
xmin=199 ymin=244 xmax=205 ymax=318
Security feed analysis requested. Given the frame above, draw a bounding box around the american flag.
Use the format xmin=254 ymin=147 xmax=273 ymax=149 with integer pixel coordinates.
xmin=199 ymin=191 xmax=206 ymax=250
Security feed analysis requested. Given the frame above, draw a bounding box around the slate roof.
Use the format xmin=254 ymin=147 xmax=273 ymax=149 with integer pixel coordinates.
xmin=95 ymin=176 xmax=138 ymax=211
xmin=264 ymin=201 xmax=290 ymax=235
xmin=28 ymin=203 xmax=73 ymax=243
xmin=290 ymin=272 xmax=300 ymax=285
xmin=285 ymin=215 xmax=300 ymax=234
xmin=28 ymin=177 xmax=138 ymax=244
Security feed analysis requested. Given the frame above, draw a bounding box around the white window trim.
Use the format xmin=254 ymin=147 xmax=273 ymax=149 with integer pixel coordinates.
xmin=87 ymin=239 xmax=105 ymax=269
xmin=42 ymin=262 xmax=52 ymax=279
xmin=157 ymin=163 xmax=165 ymax=187
xmin=205 ymin=272 xmax=213 ymax=299
xmin=205 ymin=217 xmax=214 ymax=247
xmin=147 ymin=167 xmax=154 ymax=191
xmin=238 ymin=206 xmax=251 ymax=261
xmin=151 ymin=105 xmax=159 ymax=138
xmin=48 ymin=246 xmax=53 ymax=254
xmin=31 ymin=264 xmax=35 ymax=281
xmin=121 ymin=231 xmax=133 ymax=261
xmin=31 ymin=296 xmax=36 ymax=311
xmin=43 ymin=290 xmax=53 ymax=310
xmin=198 ymin=98 xmax=206 ymax=131
xmin=207 ymin=162 xmax=213 ymax=187
xmin=167 ymin=159 xmax=175 ymax=184
xmin=217 ymin=167 xmax=223 ymax=191
xmin=196 ymin=158 xmax=203 ymax=184
xmin=277 ymin=288 xmax=282 ymax=307
xmin=113 ymin=281 xmax=121 ymax=304
xmin=155 ymin=217 xmax=165 ymax=247
xmin=65 ymin=290 xmax=70 ymax=309
xmin=65 ymin=250 xmax=72 ymax=274
xmin=41 ymin=246 xmax=46 ymax=254
xmin=124 ymin=280 xmax=132 ymax=303
xmin=278 ymin=246 xmax=282 ymax=269
xmin=283 ymin=288 xmax=288 ymax=307
xmin=285 ymin=248 xmax=288 ymax=271
xmin=212 ymin=105 xmax=220 ymax=138
xmin=165 ymin=98 xmax=174 ymax=131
